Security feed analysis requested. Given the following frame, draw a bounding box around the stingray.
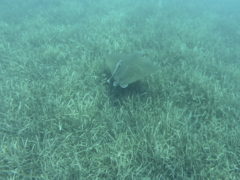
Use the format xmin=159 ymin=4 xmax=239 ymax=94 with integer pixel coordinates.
xmin=105 ymin=51 xmax=160 ymax=88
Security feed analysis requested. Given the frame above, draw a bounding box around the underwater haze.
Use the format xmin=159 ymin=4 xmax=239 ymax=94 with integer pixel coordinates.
xmin=0 ymin=0 xmax=240 ymax=179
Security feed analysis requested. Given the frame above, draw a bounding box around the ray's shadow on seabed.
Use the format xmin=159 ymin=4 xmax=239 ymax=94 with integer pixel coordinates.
xmin=104 ymin=76 xmax=159 ymax=108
